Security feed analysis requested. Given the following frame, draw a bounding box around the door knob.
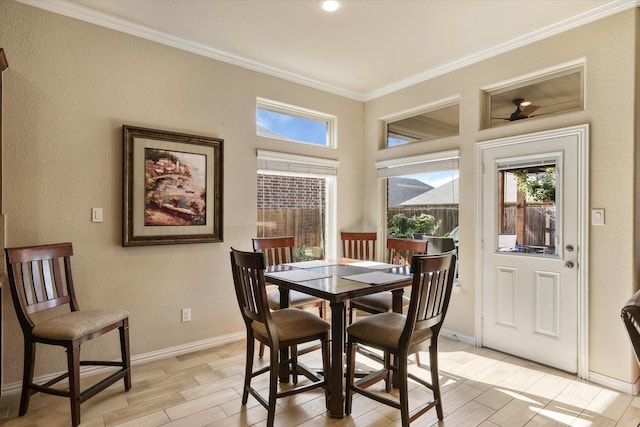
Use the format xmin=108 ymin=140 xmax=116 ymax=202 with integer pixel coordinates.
xmin=564 ymin=261 xmax=575 ymax=269
xmin=565 ymin=245 xmax=574 ymax=253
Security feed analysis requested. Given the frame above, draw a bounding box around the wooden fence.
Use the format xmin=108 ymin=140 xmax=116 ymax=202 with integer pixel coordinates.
xmin=259 ymin=205 xmax=554 ymax=253
xmin=257 ymin=208 xmax=324 ymax=248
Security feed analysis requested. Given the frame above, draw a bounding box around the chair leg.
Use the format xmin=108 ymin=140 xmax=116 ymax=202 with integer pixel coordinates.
xmin=259 ymin=341 xmax=265 ymax=358
xmin=242 ymin=335 xmax=255 ymax=404
xmin=384 ymin=351 xmax=392 ymax=393
xmin=414 ymin=351 xmax=421 ymax=368
xmin=67 ymin=343 xmax=81 ymax=427
xmin=429 ymin=343 xmax=444 ymax=420
xmin=398 ymin=352 xmax=410 ymax=427
xmin=119 ymin=321 xmax=132 ymax=390
xmin=267 ymin=346 xmax=279 ymax=427
xmin=344 ymin=340 xmax=356 ymax=415
xmin=291 ymin=344 xmax=298 ymax=384
xmin=19 ymin=341 xmax=36 ymax=416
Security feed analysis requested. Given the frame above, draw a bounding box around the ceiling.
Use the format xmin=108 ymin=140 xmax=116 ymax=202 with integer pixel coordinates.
xmin=20 ymin=0 xmax=637 ymax=101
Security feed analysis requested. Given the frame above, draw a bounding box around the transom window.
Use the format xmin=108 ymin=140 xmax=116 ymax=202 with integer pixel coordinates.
xmin=383 ymin=99 xmax=459 ymax=148
xmin=256 ymin=98 xmax=336 ymax=148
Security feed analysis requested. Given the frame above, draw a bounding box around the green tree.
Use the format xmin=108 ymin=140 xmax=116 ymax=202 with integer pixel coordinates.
xmin=388 ymin=213 xmax=441 ymax=238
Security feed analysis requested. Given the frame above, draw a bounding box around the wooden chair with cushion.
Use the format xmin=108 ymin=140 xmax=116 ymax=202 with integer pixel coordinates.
xmin=348 ymin=238 xmax=428 ymax=365
xmin=345 ymin=252 xmax=457 ymax=426
xmin=252 ymin=236 xmax=326 ymax=357
xmin=5 ymin=242 xmax=131 ymax=427
xmin=341 ymin=231 xmax=377 ymax=261
xmin=621 ymin=289 xmax=640 ymax=366
xmin=230 ymin=248 xmax=330 ymax=427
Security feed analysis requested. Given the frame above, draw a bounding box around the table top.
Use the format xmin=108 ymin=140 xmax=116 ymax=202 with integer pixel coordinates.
xmin=265 ymin=258 xmax=413 ymax=303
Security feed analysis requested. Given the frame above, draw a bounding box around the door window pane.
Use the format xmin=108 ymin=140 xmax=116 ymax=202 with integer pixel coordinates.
xmin=498 ymin=166 xmax=557 ymax=255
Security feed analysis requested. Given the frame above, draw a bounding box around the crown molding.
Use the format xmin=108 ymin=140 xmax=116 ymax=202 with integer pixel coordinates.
xmin=16 ymin=0 xmax=639 ymax=103
xmin=363 ymin=0 xmax=638 ymax=101
xmin=15 ymin=0 xmax=365 ymax=100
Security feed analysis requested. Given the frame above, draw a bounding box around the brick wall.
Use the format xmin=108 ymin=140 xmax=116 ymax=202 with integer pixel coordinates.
xmin=257 ymin=175 xmax=325 ymax=209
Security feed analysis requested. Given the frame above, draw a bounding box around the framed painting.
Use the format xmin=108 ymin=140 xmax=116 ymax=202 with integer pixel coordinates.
xmin=123 ymin=125 xmax=223 ymax=246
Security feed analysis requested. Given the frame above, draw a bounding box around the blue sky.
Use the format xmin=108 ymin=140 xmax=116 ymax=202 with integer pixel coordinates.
xmin=257 ymin=109 xmax=459 ymax=188
xmin=257 ymin=109 xmax=326 ymax=145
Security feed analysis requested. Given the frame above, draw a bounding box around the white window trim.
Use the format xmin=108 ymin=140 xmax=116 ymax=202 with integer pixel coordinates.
xmin=376 ymin=149 xmax=459 ymax=178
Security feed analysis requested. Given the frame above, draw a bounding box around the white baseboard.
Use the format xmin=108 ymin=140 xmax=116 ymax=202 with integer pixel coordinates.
xmin=1 ymin=331 xmax=245 ymax=396
xmin=440 ymin=328 xmax=477 ymax=346
xmin=589 ymin=370 xmax=640 ymax=395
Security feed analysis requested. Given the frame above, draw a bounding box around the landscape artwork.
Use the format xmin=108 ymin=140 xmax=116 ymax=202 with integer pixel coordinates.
xmin=144 ymin=148 xmax=207 ymax=226
xmin=123 ymin=125 xmax=223 ymax=246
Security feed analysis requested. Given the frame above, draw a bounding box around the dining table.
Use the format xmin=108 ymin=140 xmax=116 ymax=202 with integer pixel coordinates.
xmin=264 ymin=258 xmax=413 ymax=419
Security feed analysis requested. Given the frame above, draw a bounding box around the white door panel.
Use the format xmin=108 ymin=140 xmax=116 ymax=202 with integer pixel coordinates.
xmin=478 ymin=126 xmax=588 ymax=374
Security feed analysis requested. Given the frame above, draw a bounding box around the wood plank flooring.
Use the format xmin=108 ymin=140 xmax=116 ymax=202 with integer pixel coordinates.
xmin=1 ymin=336 xmax=639 ymax=426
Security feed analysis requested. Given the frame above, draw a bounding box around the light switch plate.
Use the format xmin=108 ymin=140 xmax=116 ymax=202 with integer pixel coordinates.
xmin=92 ymin=208 xmax=103 ymax=223
xmin=591 ymin=208 xmax=605 ymax=225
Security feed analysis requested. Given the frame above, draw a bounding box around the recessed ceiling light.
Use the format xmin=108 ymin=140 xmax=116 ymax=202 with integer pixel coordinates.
xmin=320 ymin=0 xmax=341 ymax=12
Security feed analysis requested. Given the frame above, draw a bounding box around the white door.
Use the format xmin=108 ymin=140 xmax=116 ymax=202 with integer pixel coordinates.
xmin=478 ymin=125 xmax=588 ymax=374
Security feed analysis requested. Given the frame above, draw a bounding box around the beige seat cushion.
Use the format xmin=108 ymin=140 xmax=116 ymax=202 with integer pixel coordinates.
xmin=268 ymin=290 xmax=320 ymax=310
xmin=252 ymin=308 xmax=329 ymax=343
xmin=347 ymin=312 xmax=432 ymax=349
xmin=350 ymin=291 xmax=410 ymax=313
xmin=32 ymin=309 xmax=129 ymax=341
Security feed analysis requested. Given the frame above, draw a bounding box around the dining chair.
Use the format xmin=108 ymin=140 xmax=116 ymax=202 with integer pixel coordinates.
xmin=230 ymin=248 xmax=330 ymax=427
xmin=5 ymin=242 xmax=131 ymax=427
xmin=621 ymin=289 xmax=640 ymax=366
xmin=348 ymin=238 xmax=428 ymax=366
xmin=345 ymin=252 xmax=457 ymax=426
xmin=252 ymin=236 xmax=326 ymax=358
xmin=341 ymin=231 xmax=377 ymax=261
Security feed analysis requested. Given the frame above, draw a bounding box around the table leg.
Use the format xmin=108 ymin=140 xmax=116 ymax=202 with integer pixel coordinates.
xmin=328 ymin=300 xmax=345 ymax=418
xmin=278 ymin=287 xmax=291 ymax=383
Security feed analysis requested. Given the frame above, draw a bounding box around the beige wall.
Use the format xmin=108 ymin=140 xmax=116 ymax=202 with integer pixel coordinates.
xmin=0 ymin=1 xmax=363 ymax=387
xmin=1 ymin=0 xmax=638 ymax=391
xmin=364 ymin=9 xmax=638 ymax=385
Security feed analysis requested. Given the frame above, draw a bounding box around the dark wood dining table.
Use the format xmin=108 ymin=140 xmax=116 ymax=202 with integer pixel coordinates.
xmin=264 ymin=258 xmax=413 ymax=419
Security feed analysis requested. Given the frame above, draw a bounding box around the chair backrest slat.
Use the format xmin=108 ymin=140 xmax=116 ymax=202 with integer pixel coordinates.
xmin=341 ymin=231 xmax=377 ymax=261
xmin=41 ymin=259 xmax=56 ymax=300
xmin=30 ymin=260 xmax=45 ymax=303
xmin=252 ymin=236 xmax=295 ymax=266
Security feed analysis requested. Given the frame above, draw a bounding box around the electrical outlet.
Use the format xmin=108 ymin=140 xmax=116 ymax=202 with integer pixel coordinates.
xmin=181 ymin=308 xmax=191 ymax=322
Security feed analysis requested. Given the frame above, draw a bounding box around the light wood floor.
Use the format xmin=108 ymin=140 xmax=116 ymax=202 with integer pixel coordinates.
xmin=1 ymin=336 xmax=639 ymax=426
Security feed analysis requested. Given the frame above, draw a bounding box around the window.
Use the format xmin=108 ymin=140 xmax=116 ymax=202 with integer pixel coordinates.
xmin=257 ymin=150 xmax=338 ymax=260
xmin=497 ymin=164 xmax=557 ymax=255
xmin=377 ymin=151 xmax=459 ymax=241
xmin=483 ymin=63 xmax=584 ymax=128
xmin=383 ymin=99 xmax=459 ymax=148
xmin=256 ymin=98 xmax=336 ymax=147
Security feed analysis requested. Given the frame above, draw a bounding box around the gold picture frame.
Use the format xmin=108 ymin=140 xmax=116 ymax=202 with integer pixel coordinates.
xmin=123 ymin=125 xmax=223 ymax=246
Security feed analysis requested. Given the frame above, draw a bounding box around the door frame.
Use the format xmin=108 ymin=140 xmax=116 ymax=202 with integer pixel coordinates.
xmin=475 ymin=124 xmax=590 ymax=378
